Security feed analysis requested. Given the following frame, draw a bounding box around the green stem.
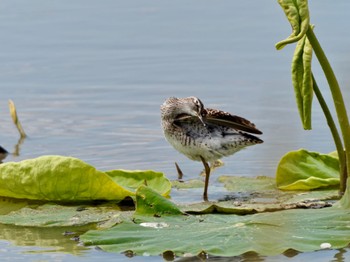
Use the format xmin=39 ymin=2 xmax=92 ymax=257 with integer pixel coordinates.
xmin=307 ymin=28 xmax=350 ymax=194
xmin=312 ymin=73 xmax=346 ymax=193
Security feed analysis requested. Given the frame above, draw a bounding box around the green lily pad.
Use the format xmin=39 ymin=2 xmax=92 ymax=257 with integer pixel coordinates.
xmin=276 ymin=149 xmax=339 ymax=190
xmin=0 ymin=202 xmax=133 ymax=227
xmin=176 ymin=176 xmax=337 ymax=214
xmin=81 ymin=205 xmax=350 ymax=257
xmin=0 ymin=155 xmax=171 ymax=202
xmin=219 ymin=175 xmax=276 ymax=192
xmin=0 ymin=223 xmax=91 ymax=250
xmin=80 ymin=181 xmax=346 ymax=257
xmin=80 ymin=175 xmax=348 ymax=257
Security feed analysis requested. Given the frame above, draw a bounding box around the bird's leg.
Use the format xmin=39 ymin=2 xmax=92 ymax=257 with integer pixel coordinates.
xmin=200 ymin=156 xmax=210 ymax=202
xmin=174 ymin=162 xmax=184 ymax=180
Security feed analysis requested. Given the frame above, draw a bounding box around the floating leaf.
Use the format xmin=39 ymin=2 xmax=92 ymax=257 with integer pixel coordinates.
xmin=81 ymin=205 xmax=350 ymax=256
xmin=276 ymin=0 xmax=310 ymax=50
xmin=0 ymin=155 xmax=171 ymax=202
xmin=180 ymin=176 xmax=337 ymax=215
xmin=0 ymin=203 xmax=130 ymax=227
xmin=218 ymin=175 xmax=276 ymax=192
xmin=276 ymin=149 xmax=339 ymax=190
xmin=171 ymin=179 xmax=204 ymax=189
xmin=291 ymin=27 xmax=314 ymax=129
xmin=78 ymin=177 xmax=346 ymax=257
xmin=0 ymin=222 xmax=90 ymax=251
xmin=134 ymin=185 xmax=183 ymax=217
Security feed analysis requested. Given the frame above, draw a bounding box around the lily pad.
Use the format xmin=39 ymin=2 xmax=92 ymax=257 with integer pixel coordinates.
xmin=177 ymin=176 xmax=337 ymax=214
xmin=276 ymin=149 xmax=339 ymax=190
xmin=219 ymin=175 xmax=276 ymax=192
xmin=0 ymin=202 xmax=132 ymax=227
xmin=0 ymin=223 xmax=90 ymax=250
xmin=81 ymin=205 xmax=350 ymax=257
xmin=81 ymin=182 xmax=346 ymax=257
xmin=0 ymin=155 xmax=170 ymax=202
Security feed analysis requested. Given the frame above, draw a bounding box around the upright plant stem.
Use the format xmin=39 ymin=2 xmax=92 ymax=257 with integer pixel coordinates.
xmin=306 ymin=28 xmax=350 ymax=194
xmin=312 ymin=73 xmax=346 ymax=193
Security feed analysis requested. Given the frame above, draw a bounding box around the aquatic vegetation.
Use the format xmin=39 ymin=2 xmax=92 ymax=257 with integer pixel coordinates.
xmin=0 ymin=155 xmax=171 ymax=201
xmin=1 ymin=0 xmax=350 ymax=259
xmin=276 ymin=149 xmax=339 ymax=190
xmin=8 ymin=99 xmax=26 ymax=139
xmin=80 ymin=184 xmax=350 ymax=257
xmin=276 ymin=0 xmax=350 ymax=194
xmin=0 ymin=157 xmax=341 ymax=256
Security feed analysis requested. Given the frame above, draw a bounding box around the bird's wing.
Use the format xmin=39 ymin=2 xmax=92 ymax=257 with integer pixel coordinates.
xmin=204 ymin=108 xmax=263 ymax=135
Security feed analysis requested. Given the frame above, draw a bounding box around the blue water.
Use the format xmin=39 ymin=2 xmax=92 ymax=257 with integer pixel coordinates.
xmin=0 ymin=0 xmax=350 ymax=261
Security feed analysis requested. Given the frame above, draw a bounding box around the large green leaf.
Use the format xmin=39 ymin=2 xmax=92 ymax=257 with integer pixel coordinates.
xmin=81 ymin=205 xmax=350 ymax=257
xmin=81 ymin=181 xmax=344 ymax=257
xmin=0 ymin=155 xmax=170 ymax=202
xmin=276 ymin=149 xmax=339 ymax=190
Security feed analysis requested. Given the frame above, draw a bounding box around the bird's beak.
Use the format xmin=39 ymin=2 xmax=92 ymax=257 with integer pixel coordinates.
xmin=196 ymin=113 xmax=206 ymax=127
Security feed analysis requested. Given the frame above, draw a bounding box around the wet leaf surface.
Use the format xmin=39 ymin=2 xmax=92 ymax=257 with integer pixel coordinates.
xmin=81 ymin=205 xmax=350 ymax=257
xmin=0 ymin=155 xmax=171 ymax=202
xmin=80 ymin=180 xmax=348 ymax=257
xmin=276 ymin=149 xmax=339 ymax=190
xmin=0 ymin=201 xmax=133 ymax=227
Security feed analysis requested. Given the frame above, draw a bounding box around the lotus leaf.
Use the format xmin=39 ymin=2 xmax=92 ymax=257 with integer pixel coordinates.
xmin=0 ymin=203 xmax=130 ymax=227
xmin=276 ymin=149 xmax=339 ymax=190
xmin=81 ymin=205 xmax=350 ymax=257
xmin=0 ymin=155 xmax=170 ymax=202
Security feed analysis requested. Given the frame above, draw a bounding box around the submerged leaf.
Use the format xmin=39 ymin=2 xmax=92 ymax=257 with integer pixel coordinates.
xmin=81 ymin=205 xmax=350 ymax=257
xmin=276 ymin=149 xmax=339 ymax=190
xmin=0 ymin=155 xmax=171 ymax=202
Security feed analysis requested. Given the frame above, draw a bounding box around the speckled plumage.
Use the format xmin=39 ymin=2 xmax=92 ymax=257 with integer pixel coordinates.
xmin=161 ymin=96 xmax=263 ymax=200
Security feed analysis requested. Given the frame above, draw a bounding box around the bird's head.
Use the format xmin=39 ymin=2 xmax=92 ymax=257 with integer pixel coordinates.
xmin=161 ymin=96 xmax=206 ymax=126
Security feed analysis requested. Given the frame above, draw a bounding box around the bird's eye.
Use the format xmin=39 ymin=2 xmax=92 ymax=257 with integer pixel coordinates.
xmin=193 ymin=98 xmax=203 ymax=111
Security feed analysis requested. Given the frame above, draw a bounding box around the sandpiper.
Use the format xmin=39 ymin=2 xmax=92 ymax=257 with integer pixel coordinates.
xmin=161 ymin=96 xmax=263 ymax=201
